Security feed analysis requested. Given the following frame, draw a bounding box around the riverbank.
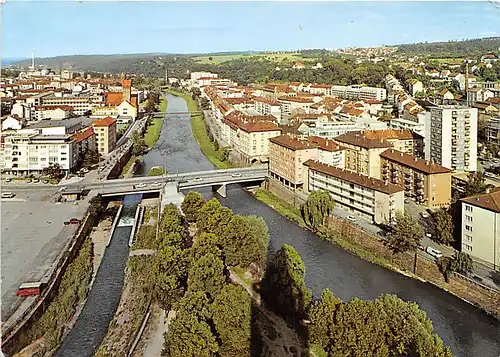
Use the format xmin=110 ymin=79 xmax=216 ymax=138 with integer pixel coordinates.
xmin=167 ymin=88 xmax=232 ymax=169
xmin=249 ymin=187 xmax=500 ymax=321
xmin=144 ymin=98 xmax=167 ymax=147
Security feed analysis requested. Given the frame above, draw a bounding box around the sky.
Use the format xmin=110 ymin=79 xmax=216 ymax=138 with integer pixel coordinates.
xmin=2 ymin=1 xmax=500 ymax=58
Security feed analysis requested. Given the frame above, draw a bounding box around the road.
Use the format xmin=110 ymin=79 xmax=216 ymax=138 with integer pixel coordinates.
xmin=340 ymin=198 xmax=500 ymax=291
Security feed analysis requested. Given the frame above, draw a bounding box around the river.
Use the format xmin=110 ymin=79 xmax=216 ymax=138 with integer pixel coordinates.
xmin=154 ymin=93 xmax=500 ymax=357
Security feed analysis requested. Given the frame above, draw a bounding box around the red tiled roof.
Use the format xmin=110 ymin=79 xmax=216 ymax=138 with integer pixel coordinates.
xmin=363 ymin=129 xmax=422 ymax=141
xmin=71 ymin=127 xmax=95 ymax=143
xmin=240 ymin=122 xmax=281 ymax=133
xmin=380 ymin=149 xmax=451 ymax=174
xmin=269 ymin=135 xmax=315 ymax=151
xmin=307 ymin=136 xmax=343 ymax=152
xmin=92 ymin=116 xmax=117 ymax=127
xmin=334 ymin=131 xmax=392 ymax=149
xmin=304 ymin=160 xmax=404 ymax=195
xmin=121 ymin=79 xmax=132 ymax=88
xmin=253 ymin=96 xmax=280 ymax=106
xmin=105 ymin=92 xmax=123 ymax=106
xmin=278 ymin=96 xmax=314 ymax=103
xmin=461 ymin=188 xmax=500 ymax=213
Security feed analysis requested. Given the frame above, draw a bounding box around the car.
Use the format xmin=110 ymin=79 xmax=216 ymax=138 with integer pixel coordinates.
xmin=425 ymin=246 xmax=443 ymax=259
xmin=4 ymin=178 xmax=12 ymax=183
xmin=420 ymin=211 xmax=430 ymax=219
xmin=42 ymin=180 xmax=49 ymax=184
xmin=231 ymin=173 xmax=242 ymax=178
xmin=193 ymin=177 xmax=204 ymax=182
xmin=404 ymin=198 xmax=410 ymax=204
xmin=152 ymin=182 xmax=162 ymax=187
xmin=346 ymin=215 xmax=356 ymax=222
xmin=135 ymin=183 xmax=147 ymax=189
xmin=418 ymin=245 xmax=425 ymax=251
xmin=425 ymin=233 xmax=432 ymax=238
xmin=26 ymin=179 xmax=32 ymax=183
xmin=32 ymin=178 xmax=40 ymax=183
xmin=1 ymin=192 xmax=15 ymax=199
xmin=64 ymin=218 xmax=81 ymax=225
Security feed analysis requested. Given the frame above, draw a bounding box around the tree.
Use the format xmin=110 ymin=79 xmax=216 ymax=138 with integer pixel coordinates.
xmin=311 ymin=293 xmax=453 ymax=357
xmin=191 ymin=233 xmax=224 ymax=261
xmin=163 ymin=313 xmax=219 ymax=357
xmin=301 ymin=190 xmax=335 ymax=230
xmin=262 ymin=244 xmax=312 ymax=323
xmin=211 ymin=285 xmax=252 ymax=357
xmin=147 ymin=166 xmax=165 ymax=176
xmin=88 ymin=194 xmax=104 ymax=217
xmin=42 ymin=163 xmax=64 ymax=180
xmin=462 ymin=171 xmax=488 ymax=198
xmin=432 ymin=208 xmax=454 ymax=245
xmin=208 ymin=56 xmax=213 ymax=61
xmin=187 ymin=253 xmax=226 ymax=299
xmin=197 ymin=198 xmax=233 ymax=235
xmin=453 ymin=251 xmax=474 ymax=275
xmin=152 ymin=246 xmax=190 ymax=309
xmin=159 ymin=203 xmax=186 ymax=240
xmin=386 ymin=211 xmax=422 ymax=255
xmin=83 ymin=149 xmax=99 ymax=169
xmin=181 ymin=191 xmax=205 ymax=222
xmin=131 ymin=130 xmax=148 ymax=156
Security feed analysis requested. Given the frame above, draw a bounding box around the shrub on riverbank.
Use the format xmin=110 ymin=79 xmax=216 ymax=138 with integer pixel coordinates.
xmin=144 ymin=118 xmax=163 ymax=148
xmin=147 ymin=166 xmax=165 ymax=176
xmin=167 ymin=88 xmax=232 ymax=169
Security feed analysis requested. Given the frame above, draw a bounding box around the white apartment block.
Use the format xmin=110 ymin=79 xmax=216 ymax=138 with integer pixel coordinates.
xmin=1 ymin=129 xmax=78 ymax=174
xmin=298 ymin=121 xmax=359 ymax=139
xmin=41 ymin=95 xmax=103 ymax=116
xmin=303 ymin=160 xmax=404 ymax=224
xmin=426 ymin=106 xmax=477 ymax=172
xmin=461 ymin=190 xmax=500 ymax=271
xmin=331 ymin=85 xmax=387 ymax=101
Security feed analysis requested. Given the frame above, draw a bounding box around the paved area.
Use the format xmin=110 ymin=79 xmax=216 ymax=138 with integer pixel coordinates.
xmin=143 ymin=310 xmax=175 ymax=357
xmin=1 ymin=187 xmax=89 ymax=322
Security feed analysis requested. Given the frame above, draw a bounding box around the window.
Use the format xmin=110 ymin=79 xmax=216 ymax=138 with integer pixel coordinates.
xmin=465 ymin=225 xmax=473 ymax=232
xmin=464 ymin=235 xmax=472 ymax=242
xmin=465 ymin=215 xmax=473 ymax=222
xmin=465 ymin=205 xmax=473 ymax=212
xmin=464 ymin=244 xmax=473 ymax=252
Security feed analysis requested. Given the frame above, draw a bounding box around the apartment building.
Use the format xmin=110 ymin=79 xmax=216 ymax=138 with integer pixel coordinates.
xmin=426 ymin=106 xmax=477 ymax=172
xmin=331 ymin=85 xmax=387 ymax=101
xmin=34 ymin=105 xmax=73 ymax=120
xmin=298 ymin=121 xmax=359 ymax=139
xmin=333 ymin=131 xmax=393 ymax=179
xmin=278 ymin=96 xmax=314 ymax=119
xmin=307 ymin=136 xmax=345 ymax=169
xmin=362 ymin=129 xmax=424 ymax=157
xmin=466 ymin=88 xmax=494 ymax=106
xmin=460 ymin=188 xmax=500 ymax=270
xmin=380 ymin=149 xmax=452 ymax=207
xmin=41 ymin=95 xmax=101 ymax=116
xmin=303 ymin=160 xmax=404 ymax=224
xmin=486 ymin=117 xmax=500 ymax=144
xmin=1 ymin=129 xmax=79 ymax=174
xmin=232 ymin=122 xmax=281 ymax=164
xmin=269 ymin=135 xmax=318 ymax=190
xmin=91 ymin=117 xmax=117 ymax=155
xmin=254 ymin=97 xmax=282 ymax=123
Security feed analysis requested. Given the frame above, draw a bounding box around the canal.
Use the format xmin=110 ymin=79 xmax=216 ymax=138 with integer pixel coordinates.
xmin=54 ymin=194 xmax=142 ymax=357
xmin=159 ymin=93 xmax=500 ymax=357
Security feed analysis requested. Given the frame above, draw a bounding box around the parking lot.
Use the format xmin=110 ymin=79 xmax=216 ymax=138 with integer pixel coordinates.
xmin=1 ymin=187 xmax=89 ymax=321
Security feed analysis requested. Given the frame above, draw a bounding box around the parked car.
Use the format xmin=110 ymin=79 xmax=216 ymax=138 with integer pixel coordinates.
xmin=152 ymin=182 xmax=162 ymax=187
xmin=42 ymin=180 xmax=49 ymax=184
xmin=4 ymin=178 xmax=12 ymax=183
xmin=135 ymin=183 xmax=147 ymax=189
xmin=425 ymin=233 xmax=432 ymax=238
xmin=404 ymin=198 xmax=410 ymax=204
xmin=26 ymin=179 xmax=32 ymax=183
xmin=1 ymin=192 xmax=15 ymax=198
xmin=64 ymin=218 xmax=81 ymax=225
xmin=418 ymin=245 xmax=425 ymax=251
xmin=32 ymin=178 xmax=40 ymax=183
xmin=193 ymin=177 xmax=204 ymax=182
xmin=425 ymin=246 xmax=443 ymax=259
xmin=420 ymin=211 xmax=430 ymax=219
xmin=346 ymin=215 xmax=357 ymax=222
xmin=231 ymin=173 xmax=242 ymax=178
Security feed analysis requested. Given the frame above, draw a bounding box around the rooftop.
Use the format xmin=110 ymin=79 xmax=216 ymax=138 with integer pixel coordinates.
xmin=334 ymin=131 xmax=393 ymax=149
xmin=304 ymin=160 xmax=404 ymax=195
xmin=380 ymin=149 xmax=451 ymax=174
xmin=461 ymin=188 xmax=500 ymax=213
xmin=269 ymin=135 xmax=315 ymax=151
xmin=92 ymin=116 xmax=117 ymax=127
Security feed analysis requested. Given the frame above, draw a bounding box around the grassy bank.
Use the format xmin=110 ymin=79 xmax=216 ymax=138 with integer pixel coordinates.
xmin=119 ymin=155 xmax=137 ymax=179
xmin=251 ymin=188 xmax=500 ymax=320
xmin=144 ymin=118 xmax=163 ymax=148
xmin=15 ymin=238 xmax=93 ymax=355
xmin=167 ymin=88 xmax=233 ymax=169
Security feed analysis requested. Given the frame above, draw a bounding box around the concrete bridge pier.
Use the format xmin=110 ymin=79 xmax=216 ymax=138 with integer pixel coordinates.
xmin=161 ymin=182 xmax=185 ymax=210
xmin=212 ymin=183 xmax=227 ymax=198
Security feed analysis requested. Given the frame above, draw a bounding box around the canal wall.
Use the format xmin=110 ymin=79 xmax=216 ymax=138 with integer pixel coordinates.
xmin=1 ymin=203 xmax=97 ymax=354
xmin=265 ymin=177 xmax=308 ymax=209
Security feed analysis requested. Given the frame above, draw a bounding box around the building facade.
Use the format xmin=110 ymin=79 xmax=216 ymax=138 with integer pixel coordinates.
xmin=380 ymin=149 xmax=452 ymax=207
xmin=269 ymin=135 xmax=318 ymax=189
xmin=461 ymin=189 xmax=500 ymax=271
xmin=303 ymin=160 xmax=404 ymax=224
xmin=426 ymin=106 xmax=477 ymax=172
xmin=91 ymin=117 xmax=117 ymax=155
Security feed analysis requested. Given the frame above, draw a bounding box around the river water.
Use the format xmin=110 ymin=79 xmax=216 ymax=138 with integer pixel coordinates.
xmin=54 ymin=194 xmax=142 ymax=357
xmin=154 ymin=94 xmax=500 ymax=357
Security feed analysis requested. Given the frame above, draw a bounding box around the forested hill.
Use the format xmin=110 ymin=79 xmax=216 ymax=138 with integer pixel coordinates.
xmin=395 ymin=37 xmax=500 ymax=58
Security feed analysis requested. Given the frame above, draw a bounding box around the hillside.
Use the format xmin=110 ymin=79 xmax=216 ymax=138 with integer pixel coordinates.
xmin=395 ymin=36 xmax=500 ymax=58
